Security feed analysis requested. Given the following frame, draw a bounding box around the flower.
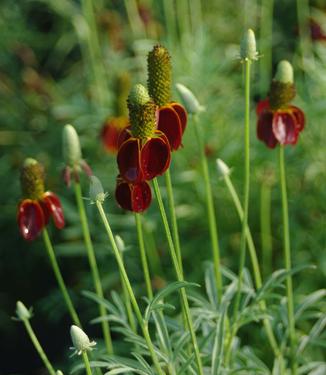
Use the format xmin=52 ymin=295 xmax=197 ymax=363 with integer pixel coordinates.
xmin=309 ymin=18 xmax=326 ymax=42
xmin=17 ymin=158 xmax=65 ymax=241
xmin=117 ymin=84 xmax=171 ymax=183
xmin=70 ymin=325 xmax=96 ymax=356
xmin=147 ymin=44 xmax=187 ymax=151
xmin=115 ymin=176 xmax=152 ymax=213
xmin=62 ymin=124 xmax=92 ymax=187
xmin=240 ymin=28 xmax=259 ymax=61
xmin=101 ymin=116 xmax=129 ymax=154
xmin=256 ymin=61 xmax=305 ymax=148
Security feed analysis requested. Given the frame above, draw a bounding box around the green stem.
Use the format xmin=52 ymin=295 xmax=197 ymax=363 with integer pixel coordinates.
xmin=193 ymin=115 xmax=223 ymax=300
xmin=163 ymin=0 xmax=177 ymax=46
xmin=279 ymin=146 xmax=297 ymax=375
xmin=95 ymin=202 xmax=164 ymax=375
xmin=73 ymin=182 xmax=113 ymax=354
xmin=260 ymin=182 xmax=273 ymax=278
xmin=42 ymin=229 xmax=81 ymax=327
xmin=124 ymin=0 xmax=146 ymax=38
xmin=135 ymin=213 xmax=153 ymax=299
xmin=152 ymin=178 xmax=204 ymax=375
xmin=165 ymin=169 xmax=183 ymax=275
xmin=82 ymin=351 xmax=93 ymax=375
xmin=22 ymin=319 xmax=56 ymax=375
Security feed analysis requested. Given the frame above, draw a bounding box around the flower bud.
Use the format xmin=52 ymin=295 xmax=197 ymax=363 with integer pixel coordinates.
xmin=20 ymin=158 xmax=45 ymax=200
xmin=70 ymin=325 xmax=96 ymax=356
xmin=129 ymin=84 xmax=151 ymax=106
xmin=89 ymin=175 xmax=108 ymax=204
xmin=240 ymin=29 xmax=258 ymax=61
xmin=62 ymin=124 xmax=82 ymax=168
xmin=274 ymin=60 xmax=294 ymax=84
xmin=16 ymin=301 xmax=32 ymax=320
xmin=216 ymin=158 xmax=231 ymax=177
xmin=56 ymin=371 xmax=64 ymax=375
xmin=176 ymin=83 xmax=204 ymax=115
xmin=115 ymin=235 xmax=125 ymax=252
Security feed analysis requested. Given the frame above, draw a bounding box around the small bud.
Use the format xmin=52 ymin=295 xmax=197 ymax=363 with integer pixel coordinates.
xmin=16 ymin=301 xmax=32 ymax=320
xmin=70 ymin=325 xmax=96 ymax=356
xmin=20 ymin=158 xmax=45 ymax=200
xmin=274 ymin=60 xmax=294 ymax=84
xmin=56 ymin=371 xmax=64 ymax=375
xmin=115 ymin=235 xmax=125 ymax=252
xmin=240 ymin=29 xmax=258 ymax=61
xmin=62 ymin=125 xmax=82 ymax=168
xmin=216 ymin=158 xmax=231 ymax=177
xmin=89 ymin=176 xmax=108 ymax=204
xmin=128 ymin=84 xmax=151 ymax=106
xmin=176 ymin=84 xmax=205 ymax=115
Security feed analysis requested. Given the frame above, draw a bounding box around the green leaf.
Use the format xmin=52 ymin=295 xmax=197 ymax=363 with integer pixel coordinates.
xmin=211 ymin=304 xmax=228 ymax=374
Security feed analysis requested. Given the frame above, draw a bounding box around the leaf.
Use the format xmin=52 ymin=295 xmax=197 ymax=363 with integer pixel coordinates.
xmin=297 ymin=315 xmax=326 ymax=354
xmin=295 ymin=289 xmax=326 ymax=321
xmin=211 ymin=304 xmax=228 ymax=374
xmin=205 ymin=262 xmax=219 ymax=308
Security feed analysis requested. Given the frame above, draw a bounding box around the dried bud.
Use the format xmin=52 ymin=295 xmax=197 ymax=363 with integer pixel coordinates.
xmin=62 ymin=124 xmax=82 ymax=168
xmin=176 ymin=83 xmax=205 ymax=115
xmin=70 ymin=325 xmax=96 ymax=356
xmin=147 ymin=44 xmax=172 ymax=106
xmin=240 ymin=29 xmax=258 ymax=61
xmin=216 ymin=158 xmax=231 ymax=177
xmin=20 ymin=158 xmax=45 ymax=200
xmin=16 ymin=301 xmax=32 ymax=321
xmin=89 ymin=176 xmax=108 ymax=204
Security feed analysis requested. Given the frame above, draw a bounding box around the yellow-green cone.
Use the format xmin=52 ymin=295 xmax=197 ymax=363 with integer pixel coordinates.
xmin=147 ymin=45 xmax=172 ymax=107
xmin=128 ymin=84 xmax=156 ymax=139
xmin=20 ymin=158 xmax=45 ymax=200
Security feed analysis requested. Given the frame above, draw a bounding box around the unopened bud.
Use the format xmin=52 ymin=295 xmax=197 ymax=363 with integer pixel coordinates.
xmin=216 ymin=158 xmax=231 ymax=177
xmin=70 ymin=325 xmax=96 ymax=356
xmin=16 ymin=301 xmax=32 ymax=320
xmin=176 ymin=84 xmax=205 ymax=115
xmin=56 ymin=371 xmax=64 ymax=375
xmin=62 ymin=125 xmax=82 ymax=168
xmin=274 ymin=60 xmax=293 ymax=84
xmin=89 ymin=176 xmax=107 ymax=204
xmin=128 ymin=84 xmax=151 ymax=106
xmin=240 ymin=29 xmax=258 ymax=61
xmin=115 ymin=235 xmax=125 ymax=252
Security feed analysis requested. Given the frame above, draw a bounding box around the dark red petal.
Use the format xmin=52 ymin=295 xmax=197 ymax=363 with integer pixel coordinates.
xmin=117 ymin=138 xmax=143 ymax=183
xmin=141 ymin=136 xmax=171 ymax=180
xmin=101 ymin=123 xmax=120 ymax=154
xmin=17 ymin=200 xmax=45 ymax=241
xmin=115 ymin=180 xmax=152 ymax=212
xmin=117 ymin=127 xmax=132 ymax=149
xmin=272 ymin=112 xmax=299 ymax=145
xmin=171 ymin=102 xmax=187 ymax=134
xmin=257 ymin=111 xmax=278 ymax=149
xmin=115 ymin=181 xmax=132 ymax=211
xmin=256 ymin=98 xmax=270 ymax=116
xmin=42 ymin=192 xmax=65 ymax=229
xmin=157 ymin=106 xmax=183 ymax=151
xmin=290 ymin=105 xmax=305 ymax=132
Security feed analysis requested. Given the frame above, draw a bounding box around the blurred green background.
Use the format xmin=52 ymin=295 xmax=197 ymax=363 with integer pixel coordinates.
xmin=0 ymin=0 xmax=325 ymax=373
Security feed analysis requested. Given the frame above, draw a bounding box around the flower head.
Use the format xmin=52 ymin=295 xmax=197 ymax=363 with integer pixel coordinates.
xmin=89 ymin=175 xmax=108 ymax=204
xmin=256 ymin=61 xmax=305 ymax=148
xmin=240 ymin=29 xmax=259 ymax=61
xmin=62 ymin=124 xmax=93 ymax=187
xmin=147 ymin=44 xmax=187 ymax=151
xmin=101 ymin=116 xmax=129 ymax=154
xmin=70 ymin=325 xmax=96 ymax=356
xmin=18 ymin=158 xmax=65 ymax=241
xmin=15 ymin=301 xmax=32 ymax=321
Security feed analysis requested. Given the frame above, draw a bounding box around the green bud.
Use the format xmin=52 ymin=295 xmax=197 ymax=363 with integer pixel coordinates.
xmin=115 ymin=235 xmax=125 ymax=253
xmin=16 ymin=301 xmax=32 ymax=321
xmin=56 ymin=371 xmax=64 ymax=375
xmin=274 ymin=60 xmax=294 ymax=84
xmin=240 ymin=29 xmax=258 ymax=61
xmin=89 ymin=176 xmax=108 ymax=204
xmin=176 ymin=83 xmax=205 ymax=114
xmin=216 ymin=159 xmax=231 ymax=177
xmin=128 ymin=84 xmax=151 ymax=106
xmin=70 ymin=325 xmax=96 ymax=356
xmin=62 ymin=124 xmax=82 ymax=168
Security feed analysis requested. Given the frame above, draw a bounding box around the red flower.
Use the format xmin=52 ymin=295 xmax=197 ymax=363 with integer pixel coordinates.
xmin=101 ymin=116 xmax=129 ymax=154
xmin=18 ymin=192 xmax=65 ymax=241
xmin=310 ymin=19 xmax=326 ymax=42
xmin=157 ymin=102 xmax=187 ymax=151
xmin=115 ymin=177 xmax=152 ymax=212
xmin=256 ymin=99 xmax=305 ymax=149
xmin=117 ymin=127 xmax=171 ymax=183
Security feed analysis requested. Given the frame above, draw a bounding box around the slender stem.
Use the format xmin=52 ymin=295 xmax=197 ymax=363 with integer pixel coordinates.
xmin=279 ymin=146 xmax=297 ymax=375
xmin=82 ymin=351 xmax=93 ymax=375
xmin=165 ymin=169 xmax=183 ymax=275
xmin=135 ymin=213 xmax=153 ymax=299
xmin=193 ymin=115 xmax=223 ymax=300
xmin=124 ymin=0 xmax=146 ymax=38
xmin=260 ymin=182 xmax=273 ymax=278
xmin=73 ymin=182 xmax=113 ymax=354
xmin=42 ymin=229 xmax=81 ymax=327
xmin=152 ymin=178 xmax=204 ymax=375
xmin=95 ymin=202 xmax=164 ymax=375
xmin=22 ymin=319 xmax=56 ymax=375
xmin=163 ymin=0 xmax=177 ymax=47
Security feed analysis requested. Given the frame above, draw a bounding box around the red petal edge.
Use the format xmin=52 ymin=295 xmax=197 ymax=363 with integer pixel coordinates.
xmin=115 ymin=180 xmax=152 ymax=212
xmin=272 ymin=112 xmax=299 ymax=145
xmin=256 ymin=98 xmax=270 ymax=116
xmin=171 ymin=102 xmax=187 ymax=134
xmin=42 ymin=192 xmax=65 ymax=229
xmin=290 ymin=105 xmax=305 ymax=132
xmin=117 ymin=138 xmax=143 ymax=183
xmin=157 ymin=106 xmax=183 ymax=151
xmin=257 ymin=111 xmax=278 ymax=149
xmin=17 ymin=200 xmax=45 ymax=241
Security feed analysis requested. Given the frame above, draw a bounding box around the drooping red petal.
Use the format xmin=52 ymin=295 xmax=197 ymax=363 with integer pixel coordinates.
xmin=117 ymin=127 xmax=132 ymax=149
xmin=141 ymin=135 xmax=171 ymax=180
xmin=171 ymin=102 xmax=187 ymax=134
xmin=115 ymin=180 xmax=152 ymax=212
xmin=117 ymin=138 xmax=143 ymax=183
xmin=157 ymin=106 xmax=183 ymax=150
xmin=101 ymin=119 xmax=129 ymax=154
xmin=257 ymin=111 xmax=278 ymax=149
xmin=17 ymin=199 xmax=45 ymax=241
xmin=290 ymin=105 xmax=305 ymax=132
xmin=256 ymin=98 xmax=270 ymax=116
xmin=272 ymin=111 xmax=299 ymax=145
xmin=42 ymin=192 xmax=65 ymax=229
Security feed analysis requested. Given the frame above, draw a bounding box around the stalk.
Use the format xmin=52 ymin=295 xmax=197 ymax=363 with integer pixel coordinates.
xmin=95 ymin=201 xmax=164 ymax=375
xmin=163 ymin=0 xmax=177 ymax=46
xmin=22 ymin=319 xmax=56 ymax=375
xmin=260 ymin=182 xmax=273 ymax=278
xmin=124 ymin=0 xmax=146 ymax=38
xmin=82 ymin=351 xmax=93 ymax=375
xmin=42 ymin=229 xmax=81 ymax=327
xmin=135 ymin=213 xmax=153 ymax=299
xmin=73 ymin=181 xmax=113 ymax=354
xmin=279 ymin=146 xmax=297 ymax=375
xmin=193 ymin=115 xmax=223 ymax=300
xmin=152 ymin=178 xmax=204 ymax=375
